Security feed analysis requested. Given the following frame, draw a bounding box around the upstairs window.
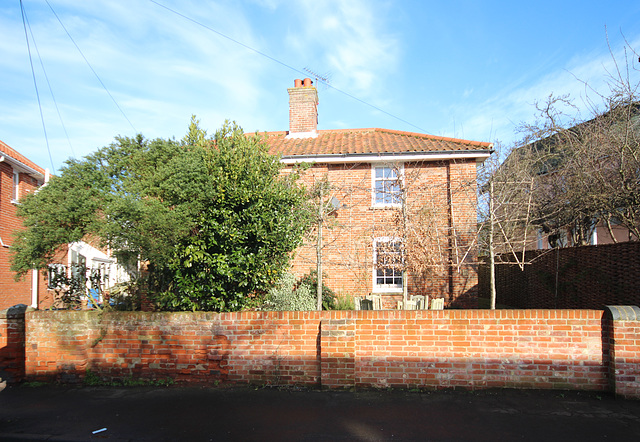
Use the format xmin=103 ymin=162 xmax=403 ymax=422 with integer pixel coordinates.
xmin=373 ymin=238 xmax=403 ymax=292
xmin=12 ymin=170 xmax=19 ymax=202
xmin=372 ymin=165 xmax=402 ymax=207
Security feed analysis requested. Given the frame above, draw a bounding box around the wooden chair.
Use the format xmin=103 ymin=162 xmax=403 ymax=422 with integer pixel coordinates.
xmin=430 ymin=298 xmax=445 ymax=310
xmin=371 ymin=295 xmax=382 ymax=310
xmin=360 ymin=298 xmax=374 ymax=310
xmin=410 ymin=295 xmax=428 ymax=310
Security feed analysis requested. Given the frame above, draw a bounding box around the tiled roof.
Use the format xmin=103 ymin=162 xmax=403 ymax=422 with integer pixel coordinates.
xmin=261 ymin=128 xmax=492 ymax=158
xmin=0 ymin=139 xmax=47 ymax=176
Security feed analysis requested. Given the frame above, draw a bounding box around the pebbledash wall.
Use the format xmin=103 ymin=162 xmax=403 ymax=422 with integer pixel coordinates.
xmin=2 ymin=307 xmax=640 ymax=398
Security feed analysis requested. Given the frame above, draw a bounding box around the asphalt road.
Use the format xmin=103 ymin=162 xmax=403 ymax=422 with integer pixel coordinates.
xmin=2 ymin=384 xmax=640 ymax=441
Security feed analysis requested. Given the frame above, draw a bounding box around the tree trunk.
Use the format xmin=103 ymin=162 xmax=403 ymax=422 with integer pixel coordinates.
xmin=317 ymin=185 xmax=323 ymax=311
xmin=489 ymin=181 xmax=496 ymax=310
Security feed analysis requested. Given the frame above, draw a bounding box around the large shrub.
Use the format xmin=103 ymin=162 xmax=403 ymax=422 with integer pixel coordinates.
xmin=12 ymin=120 xmax=311 ymax=311
xmin=264 ymin=272 xmax=316 ymax=311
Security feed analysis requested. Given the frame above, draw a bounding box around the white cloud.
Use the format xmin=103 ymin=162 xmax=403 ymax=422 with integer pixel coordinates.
xmin=446 ymin=36 xmax=640 ymax=145
xmin=283 ymin=0 xmax=399 ymax=97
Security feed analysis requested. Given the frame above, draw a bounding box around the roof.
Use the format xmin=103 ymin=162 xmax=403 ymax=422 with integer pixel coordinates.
xmin=261 ymin=128 xmax=492 ymax=163
xmin=0 ymin=139 xmax=47 ymax=179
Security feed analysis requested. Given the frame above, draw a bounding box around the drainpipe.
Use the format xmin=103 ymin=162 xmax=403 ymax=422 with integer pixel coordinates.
xmin=0 ymin=157 xmax=6 ymax=248
xmin=31 ymin=269 xmax=38 ymax=308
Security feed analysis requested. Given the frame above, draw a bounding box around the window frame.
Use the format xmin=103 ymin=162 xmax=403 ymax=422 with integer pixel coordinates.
xmin=371 ymin=164 xmax=403 ymax=208
xmin=372 ymin=237 xmax=404 ymax=293
xmin=12 ymin=169 xmax=20 ymax=202
xmin=47 ymin=264 xmax=67 ymax=290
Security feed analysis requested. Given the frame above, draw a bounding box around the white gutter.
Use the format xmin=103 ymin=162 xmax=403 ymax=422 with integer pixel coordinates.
xmin=279 ymin=150 xmax=492 ymax=164
xmin=0 ymin=153 xmax=46 ymax=180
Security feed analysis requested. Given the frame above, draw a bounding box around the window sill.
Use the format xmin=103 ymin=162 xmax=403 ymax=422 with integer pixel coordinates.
xmin=372 ymin=287 xmax=403 ymax=294
xmin=370 ymin=204 xmax=401 ymax=210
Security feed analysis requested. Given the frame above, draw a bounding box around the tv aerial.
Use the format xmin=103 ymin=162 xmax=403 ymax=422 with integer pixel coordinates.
xmin=303 ymin=67 xmax=331 ymax=89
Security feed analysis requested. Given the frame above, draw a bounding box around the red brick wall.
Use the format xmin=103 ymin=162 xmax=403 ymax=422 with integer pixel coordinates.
xmin=0 ymin=305 xmax=28 ymax=382
xmin=25 ymin=311 xmax=323 ymax=385
xmin=287 ymin=159 xmax=479 ymax=308
xmin=15 ymin=308 xmax=639 ymax=396
xmin=605 ymin=306 xmax=640 ymax=399
xmin=353 ymin=309 xmax=606 ymax=391
xmin=0 ymin=161 xmax=48 ymax=310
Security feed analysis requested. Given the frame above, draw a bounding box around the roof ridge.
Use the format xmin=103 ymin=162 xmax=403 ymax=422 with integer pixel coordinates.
xmin=371 ymin=128 xmax=492 ymax=147
xmin=260 ymin=127 xmax=491 ymax=148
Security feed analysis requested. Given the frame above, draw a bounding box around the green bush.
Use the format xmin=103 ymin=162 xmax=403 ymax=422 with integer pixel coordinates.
xmin=264 ymin=272 xmax=316 ymax=311
xmin=297 ymin=271 xmax=337 ymax=310
xmin=333 ymin=295 xmax=355 ymax=310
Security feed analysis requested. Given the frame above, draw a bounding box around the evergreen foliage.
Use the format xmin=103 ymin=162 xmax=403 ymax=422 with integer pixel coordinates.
xmin=264 ymin=272 xmax=316 ymax=311
xmin=11 ymin=120 xmax=311 ymax=311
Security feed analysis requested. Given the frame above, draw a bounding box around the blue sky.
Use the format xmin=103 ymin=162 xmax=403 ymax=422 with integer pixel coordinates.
xmin=2 ymin=0 xmax=639 ymax=174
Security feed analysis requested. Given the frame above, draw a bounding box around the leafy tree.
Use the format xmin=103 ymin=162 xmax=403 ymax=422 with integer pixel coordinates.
xmin=11 ymin=121 xmax=311 ymax=311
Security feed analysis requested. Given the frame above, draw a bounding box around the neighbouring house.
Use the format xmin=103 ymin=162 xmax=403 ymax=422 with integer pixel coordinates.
xmin=263 ymin=79 xmax=492 ymax=308
xmin=494 ymin=103 xmax=640 ymax=252
xmin=46 ymin=239 xmax=134 ymax=308
xmin=1 ymin=140 xmax=131 ymax=310
xmin=0 ymin=140 xmax=49 ymax=309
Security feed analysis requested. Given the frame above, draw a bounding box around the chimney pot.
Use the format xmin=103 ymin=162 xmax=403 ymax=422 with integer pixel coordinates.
xmin=303 ymin=78 xmax=313 ymax=87
xmin=294 ymin=79 xmax=302 ymax=88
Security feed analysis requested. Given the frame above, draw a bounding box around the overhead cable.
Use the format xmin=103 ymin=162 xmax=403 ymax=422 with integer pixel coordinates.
xmin=24 ymin=4 xmax=76 ymax=161
xmin=20 ymin=0 xmax=56 ymax=173
xmin=148 ymin=0 xmax=429 ymax=134
xmin=44 ymin=0 xmax=137 ymax=133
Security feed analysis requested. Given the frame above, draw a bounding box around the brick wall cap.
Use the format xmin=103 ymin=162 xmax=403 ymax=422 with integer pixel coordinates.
xmin=604 ymin=305 xmax=640 ymax=321
xmin=0 ymin=304 xmax=35 ymax=319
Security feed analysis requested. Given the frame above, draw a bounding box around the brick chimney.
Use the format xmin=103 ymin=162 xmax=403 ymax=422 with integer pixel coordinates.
xmin=287 ymin=78 xmax=318 ymax=138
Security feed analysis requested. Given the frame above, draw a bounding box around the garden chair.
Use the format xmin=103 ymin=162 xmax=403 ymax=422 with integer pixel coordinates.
xmin=360 ymin=298 xmax=374 ymax=310
xmin=410 ymin=295 xmax=427 ymax=310
xmin=403 ymin=300 xmax=418 ymax=310
xmin=430 ymin=298 xmax=444 ymax=310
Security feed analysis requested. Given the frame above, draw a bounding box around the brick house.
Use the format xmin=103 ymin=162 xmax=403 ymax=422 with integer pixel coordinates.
xmin=0 ymin=140 xmax=49 ymax=309
xmin=1 ymin=141 xmax=131 ymax=310
xmin=496 ymin=103 xmax=640 ymax=252
xmin=263 ymin=79 xmax=492 ymax=308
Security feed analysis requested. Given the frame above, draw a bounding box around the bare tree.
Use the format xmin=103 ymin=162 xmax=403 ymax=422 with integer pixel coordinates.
xmin=480 ymin=38 xmax=640 ymax=308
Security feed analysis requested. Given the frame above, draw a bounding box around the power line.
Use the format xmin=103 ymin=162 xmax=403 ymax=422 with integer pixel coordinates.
xmin=44 ymin=0 xmax=137 ymax=134
xmin=148 ymin=0 xmax=429 ymax=134
xmin=23 ymin=4 xmax=76 ymax=161
xmin=20 ymin=0 xmax=55 ymax=173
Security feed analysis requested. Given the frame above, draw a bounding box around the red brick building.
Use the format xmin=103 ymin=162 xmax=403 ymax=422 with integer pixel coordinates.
xmin=0 ymin=140 xmax=49 ymax=309
xmin=263 ymin=79 xmax=492 ymax=308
